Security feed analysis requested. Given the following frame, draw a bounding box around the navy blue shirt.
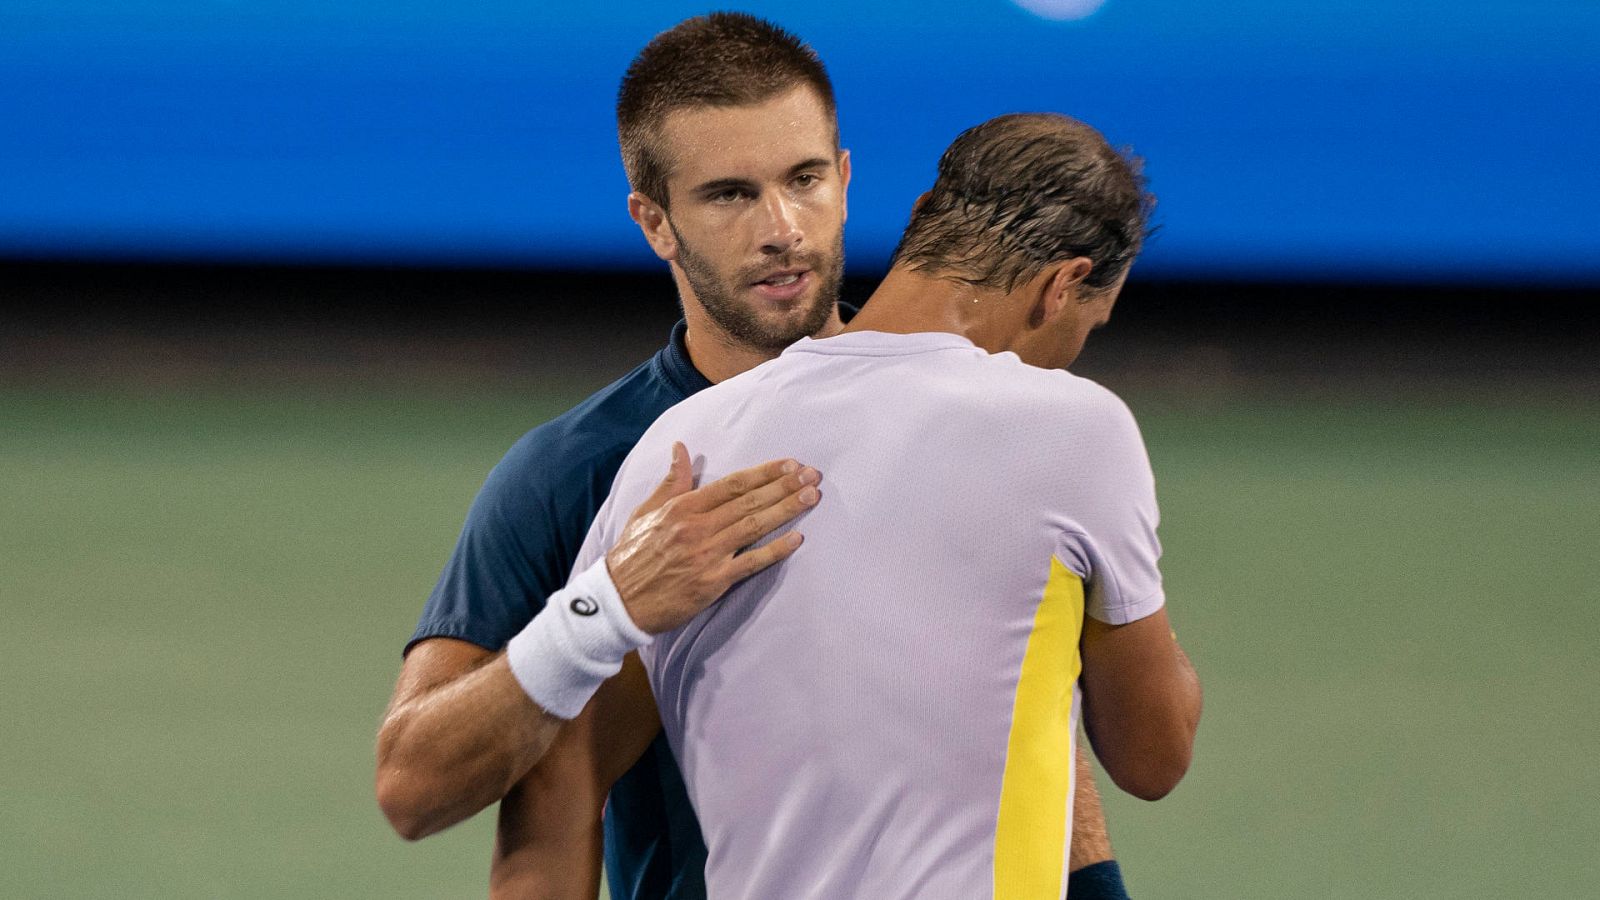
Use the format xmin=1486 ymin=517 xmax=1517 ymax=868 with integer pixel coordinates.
xmin=409 ymin=319 xmax=712 ymax=900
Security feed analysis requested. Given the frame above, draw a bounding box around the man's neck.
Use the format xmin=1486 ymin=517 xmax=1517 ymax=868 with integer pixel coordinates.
xmin=682 ymin=327 xmax=777 ymax=385
xmin=844 ymin=268 xmax=1019 ymax=355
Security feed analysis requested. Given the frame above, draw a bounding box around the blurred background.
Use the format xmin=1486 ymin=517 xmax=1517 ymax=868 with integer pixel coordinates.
xmin=3 ymin=1 xmax=1596 ymax=897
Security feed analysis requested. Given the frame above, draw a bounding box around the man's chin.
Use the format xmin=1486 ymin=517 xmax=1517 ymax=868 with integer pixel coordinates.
xmin=763 ymin=295 xmax=836 ymax=339
xmin=695 ymin=270 xmax=840 ymax=350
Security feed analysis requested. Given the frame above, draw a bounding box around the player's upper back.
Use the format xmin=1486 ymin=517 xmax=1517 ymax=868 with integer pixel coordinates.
xmin=589 ymin=329 xmax=1165 ymax=900
xmin=608 ymin=330 xmax=1161 ymax=612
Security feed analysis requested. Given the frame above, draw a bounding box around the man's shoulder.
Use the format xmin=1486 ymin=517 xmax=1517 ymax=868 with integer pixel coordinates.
xmin=957 ymin=352 xmax=1132 ymax=427
xmin=931 ymin=357 xmax=1148 ymax=489
xmin=487 ymin=355 xmax=688 ymax=503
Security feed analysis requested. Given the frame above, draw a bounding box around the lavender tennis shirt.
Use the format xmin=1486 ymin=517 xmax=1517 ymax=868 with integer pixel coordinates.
xmin=572 ymin=330 xmax=1166 ymax=899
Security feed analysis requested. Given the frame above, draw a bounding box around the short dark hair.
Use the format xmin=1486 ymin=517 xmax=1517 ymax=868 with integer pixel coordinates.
xmin=890 ymin=113 xmax=1155 ymax=294
xmin=616 ymin=12 xmax=838 ymax=207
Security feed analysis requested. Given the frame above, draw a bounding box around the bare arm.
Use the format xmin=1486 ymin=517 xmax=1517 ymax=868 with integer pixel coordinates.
xmin=1066 ymin=743 xmax=1115 ymax=872
xmin=1080 ymin=607 xmax=1201 ymax=801
xmin=375 ymin=444 xmax=821 ymax=840
xmin=490 ymin=654 xmax=661 ymax=899
xmin=376 ymin=638 xmax=557 ymax=841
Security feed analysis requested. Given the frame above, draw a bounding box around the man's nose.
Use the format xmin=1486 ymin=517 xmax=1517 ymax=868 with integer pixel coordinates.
xmin=757 ymin=194 xmax=803 ymax=255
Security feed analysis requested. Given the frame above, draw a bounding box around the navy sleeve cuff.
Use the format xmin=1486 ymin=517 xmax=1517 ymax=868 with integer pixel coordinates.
xmin=1068 ymin=859 xmax=1129 ymax=899
xmin=404 ymin=616 xmax=514 ymax=657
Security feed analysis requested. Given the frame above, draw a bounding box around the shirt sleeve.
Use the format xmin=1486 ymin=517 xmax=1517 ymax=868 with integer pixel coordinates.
xmin=1052 ymin=389 xmax=1166 ymax=626
xmin=405 ymin=431 xmax=591 ymax=655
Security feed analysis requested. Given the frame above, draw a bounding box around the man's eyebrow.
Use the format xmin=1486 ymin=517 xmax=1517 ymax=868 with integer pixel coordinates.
xmin=691 ymin=176 xmax=757 ymax=196
xmin=690 ymin=160 xmax=833 ymax=196
xmin=787 ymin=158 xmax=832 ymax=176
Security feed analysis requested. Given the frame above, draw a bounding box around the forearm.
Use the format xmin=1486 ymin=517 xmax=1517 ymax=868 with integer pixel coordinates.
xmin=491 ymin=763 xmax=605 ymax=900
xmin=490 ymin=657 xmax=662 ymax=898
xmin=1067 ymin=742 xmax=1113 ymax=871
xmin=375 ymin=452 xmax=814 ymax=843
xmin=377 ymin=654 xmax=563 ymax=840
xmin=379 ymin=557 xmax=656 ymax=840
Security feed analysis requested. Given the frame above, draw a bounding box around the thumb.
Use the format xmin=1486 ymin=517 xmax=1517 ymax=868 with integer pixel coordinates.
xmin=638 ymin=441 xmax=694 ymax=513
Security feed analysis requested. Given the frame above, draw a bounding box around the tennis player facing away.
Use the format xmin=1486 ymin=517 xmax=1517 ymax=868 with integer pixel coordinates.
xmin=380 ymin=15 xmax=1130 ymax=898
xmin=529 ymin=113 xmax=1203 ymax=898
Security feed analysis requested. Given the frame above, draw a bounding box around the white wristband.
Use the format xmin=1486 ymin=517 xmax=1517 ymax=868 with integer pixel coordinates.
xmin=505 ymin=557 xmax=653 ymax=720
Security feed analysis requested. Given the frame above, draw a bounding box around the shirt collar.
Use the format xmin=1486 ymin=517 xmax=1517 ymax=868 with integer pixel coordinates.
xmin=654 ymin=318 xmax=714 ymax=398
xmin=659 ymin=303 xmax=864 ymax=393
xmin=781 ymin=329 xmax=978 ymax=358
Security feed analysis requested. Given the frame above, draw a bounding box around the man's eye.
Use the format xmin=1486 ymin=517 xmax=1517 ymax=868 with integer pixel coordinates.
xmin=793 ymin=173 xmax=820 ymax=189
xmin=710 ymin=189 xmax=747 ymax=203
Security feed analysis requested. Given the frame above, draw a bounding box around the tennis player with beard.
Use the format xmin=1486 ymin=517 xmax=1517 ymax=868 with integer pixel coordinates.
xmin=376 ymin=14 xmax=1132 ymax=899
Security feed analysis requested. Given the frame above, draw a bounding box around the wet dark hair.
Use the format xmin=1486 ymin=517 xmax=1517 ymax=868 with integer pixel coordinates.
xmin=617 ymin=12 xmax=838 ymax=207
xmin=890 ymin=113 xmax=1155 ymax=293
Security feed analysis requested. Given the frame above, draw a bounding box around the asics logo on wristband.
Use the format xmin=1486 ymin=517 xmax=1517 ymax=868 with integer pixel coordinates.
xmin=506 ymin=558 xmax=649 ymax=720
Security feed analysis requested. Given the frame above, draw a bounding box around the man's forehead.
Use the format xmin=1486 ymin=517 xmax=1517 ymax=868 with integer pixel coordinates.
xmin=658 ymin=86 xmax=837 ymax=184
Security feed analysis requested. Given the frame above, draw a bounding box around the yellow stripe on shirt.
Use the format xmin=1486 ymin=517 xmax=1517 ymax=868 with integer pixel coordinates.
xmin=994 ymin=556 xmax=1085 ymax=899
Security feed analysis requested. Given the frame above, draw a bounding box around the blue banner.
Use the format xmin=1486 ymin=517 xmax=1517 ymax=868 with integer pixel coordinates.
xmin=3 ymin=1 xmax=1596 ymax=283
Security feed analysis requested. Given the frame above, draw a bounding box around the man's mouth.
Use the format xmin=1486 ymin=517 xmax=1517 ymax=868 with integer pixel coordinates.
xmin=754 ymin=269 xmax=806 ymax=286
xmin=751 ymin=269 xmax=811 ymax=301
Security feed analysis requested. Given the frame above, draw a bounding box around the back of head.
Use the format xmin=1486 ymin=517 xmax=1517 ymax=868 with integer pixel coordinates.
xmin=890 ymin=114 xmax=1154 ymax=294
xmin=616 ymin=12 xmax=838 ymax=207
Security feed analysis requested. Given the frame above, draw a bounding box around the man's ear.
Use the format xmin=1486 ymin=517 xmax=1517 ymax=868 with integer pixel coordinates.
xmin=909 ymin=190 xmax=931 ymax=219
xmin=1029 ymin=257 xmax=1094 ymax=328
xmin=628 ymin=191 xmax=678 ymax=262
xmin=837 ymin=149 xmax=852 ymax=225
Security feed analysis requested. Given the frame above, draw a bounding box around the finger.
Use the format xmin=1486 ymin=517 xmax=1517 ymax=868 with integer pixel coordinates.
xmin=717 ymin=530 xmax=805 ymax=587
xmin=633 ymin=441 xmax=694 ymax=517
xmin=675 ymin=456 xmax=799 ymax=514
xmin=710 ymin=481 xmax=820 ymax=555
xmin=701 ymin=464 xmax=821 ymax=534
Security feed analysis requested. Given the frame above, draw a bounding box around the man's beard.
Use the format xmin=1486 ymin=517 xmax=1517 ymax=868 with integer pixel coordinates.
xmin=672 ymin=227 xmax=844 ymax=354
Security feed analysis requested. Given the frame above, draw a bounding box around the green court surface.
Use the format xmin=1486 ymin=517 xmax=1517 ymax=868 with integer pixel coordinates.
xmin=3 ymin=383 xmax=1596 ymax=898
